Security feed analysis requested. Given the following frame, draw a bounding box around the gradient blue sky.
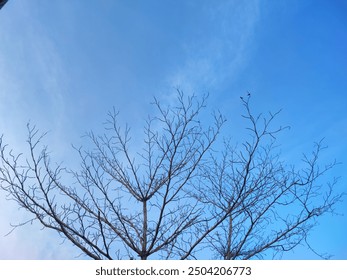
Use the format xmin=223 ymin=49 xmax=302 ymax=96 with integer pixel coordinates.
xmin=0 ymin=0 xmax=346 ymax=259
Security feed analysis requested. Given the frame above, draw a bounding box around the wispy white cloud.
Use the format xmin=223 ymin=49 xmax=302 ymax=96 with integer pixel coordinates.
xmin=167 ymin=0 xmax=260 ymax=94
xmin=0 ymin=1 xmax=74 ymax=155
xmin=0 ymin=1 xmax=76 ymax=259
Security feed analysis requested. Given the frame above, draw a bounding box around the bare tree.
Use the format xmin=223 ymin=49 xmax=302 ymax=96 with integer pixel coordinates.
xmin=0 ymin=92 xmax=225 ymax=259
xmin=0 ymin=92 xmax=343 ymax=259
xmin=193 ymin=95 xmax=343 ymax=259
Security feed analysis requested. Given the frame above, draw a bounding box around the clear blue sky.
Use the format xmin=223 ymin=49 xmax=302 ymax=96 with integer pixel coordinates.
xmin=0 ymin=0 xmax=346 ymax=259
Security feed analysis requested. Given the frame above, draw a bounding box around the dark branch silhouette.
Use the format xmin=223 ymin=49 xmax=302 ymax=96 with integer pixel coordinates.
xmin=0 ymin=0 xmax=8 ymax=10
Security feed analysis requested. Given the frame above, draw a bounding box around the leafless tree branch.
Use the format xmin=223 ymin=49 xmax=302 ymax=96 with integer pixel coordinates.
xmin=0 ymin=92 xmax=343 ymax=259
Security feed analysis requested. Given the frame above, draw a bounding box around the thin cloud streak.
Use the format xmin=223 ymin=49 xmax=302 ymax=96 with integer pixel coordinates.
xmin=0 ymin=1 xmax=77 ymax=259
xmin=167 ymin=0 xmax=260 ymax=93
